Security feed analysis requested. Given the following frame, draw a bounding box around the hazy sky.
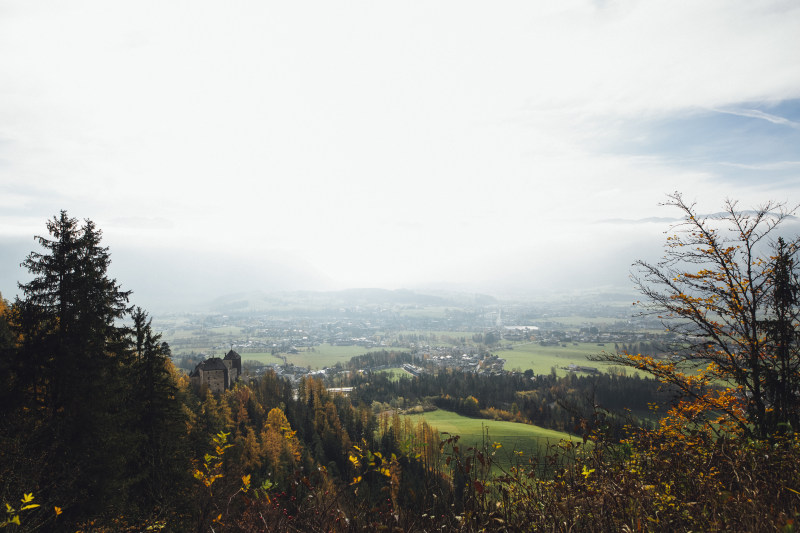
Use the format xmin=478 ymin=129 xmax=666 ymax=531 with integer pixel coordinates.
xmin=2 ymin=1 xmax=800 ymax=310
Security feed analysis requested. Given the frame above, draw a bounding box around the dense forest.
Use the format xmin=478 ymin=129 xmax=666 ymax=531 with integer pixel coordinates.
xmin=3 ymin=206 xmax=800 ymax=531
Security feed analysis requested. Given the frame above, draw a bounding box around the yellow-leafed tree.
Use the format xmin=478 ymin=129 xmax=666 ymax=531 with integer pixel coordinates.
xmin=261 ymin=407 xmax=301 ymax=482
xmin=598 ymin=193 xmax=800 ymax=438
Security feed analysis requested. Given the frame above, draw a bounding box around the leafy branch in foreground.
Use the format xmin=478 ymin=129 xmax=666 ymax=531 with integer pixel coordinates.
xmin=595 ymin=192 xmax=800 ymax=438
xmin=0 ymin=493 xmax=59 ymax=530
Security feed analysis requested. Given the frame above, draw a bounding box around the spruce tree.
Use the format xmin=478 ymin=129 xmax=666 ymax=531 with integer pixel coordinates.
xmin=12 ymin=211 xmax=134 ymax=519
xmin=129 ymin=307 xmax=191 ymax=515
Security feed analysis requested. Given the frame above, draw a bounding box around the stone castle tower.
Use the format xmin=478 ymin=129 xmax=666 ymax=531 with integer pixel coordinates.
xmin=189 ymin=349 xmax=242 ymax=393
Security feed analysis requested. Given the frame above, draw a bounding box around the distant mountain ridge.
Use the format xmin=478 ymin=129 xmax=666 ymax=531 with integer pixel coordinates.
xmin=601 ymin=210 xmax=797 ymax=225
xmin=208 ymin=287 xmax=498 ymax=313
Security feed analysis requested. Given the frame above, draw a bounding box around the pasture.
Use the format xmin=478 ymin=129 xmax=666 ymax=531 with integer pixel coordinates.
xmin=375 ymin=367 xmax=414 ymax=381
xmin=405 ymin=408 xmax=573 ymax=466
xmin=283 ymin=344 xmax=410 ymax=369
xmin=237 ymin=352 xmax=286 ymax=366
xmin=498 ymin=341 xmax=613 ymax=376
xmin=536 ymin=315 xmax=629 ymax=327
xmin=232 ymin=344 xmax=369 ymax=368
xmin=396 ymin=331 xmax=482 ymax=343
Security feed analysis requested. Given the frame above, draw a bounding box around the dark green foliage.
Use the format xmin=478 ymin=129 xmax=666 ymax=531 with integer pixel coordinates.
xmin=346 ymin=350 xmax=413 ymax=370
xmin=0 ymin=212 xmax=188 ymax=529
xmin=128 ymin=307 xmax=192 ymax=514
xmin=0 ymin=293 xmax=16 ymax=416
xmin=8 ymin=212 xmax=134 ymax=520
xmin=759 ymin=237 xmax=800 ymax=434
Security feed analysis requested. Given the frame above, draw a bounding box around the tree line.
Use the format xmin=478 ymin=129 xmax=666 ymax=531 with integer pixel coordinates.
xmin=341 ymin=365 xmax=668 ymax=438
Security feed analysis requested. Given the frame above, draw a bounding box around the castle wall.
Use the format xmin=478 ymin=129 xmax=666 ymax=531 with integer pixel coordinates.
xmin=191 ymin=357 xmax=234 ymax=394
xmin=205 ymin=369 xmax=226 ymax=394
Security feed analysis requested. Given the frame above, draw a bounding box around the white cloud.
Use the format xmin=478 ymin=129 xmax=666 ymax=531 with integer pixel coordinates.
xmin=713 ymin=108 xmax=800 ymax=129
xmin=1 ymin=0 xmax=799 ymax=300
xmin=720 ymin=161 xmax=800 ymax=171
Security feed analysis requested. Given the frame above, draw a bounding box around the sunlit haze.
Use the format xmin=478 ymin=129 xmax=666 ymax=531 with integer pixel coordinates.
xmin=2 ymin=1 xmax=800 ymax=310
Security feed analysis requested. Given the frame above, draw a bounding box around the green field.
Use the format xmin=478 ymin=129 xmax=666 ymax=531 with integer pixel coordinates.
xmin=406 ymin=409 xmax=573 ymax=464
xmin=235 ymin=344 xmax=368 ymax=369
xmin=396 ymin=331 xmax=481 ymax=343
xmin=498 ymin=341 xmax=613 ymax=375
xmin=375 ymin=367 xmax=414 ymax=381
xmin=282 ymin=344 xmax=410 ymax=369
xmin=537 ymin=315 xmax=630 ymax=327
xmin=237 ymin=352 xmax=286 ymax=366
xmin=395 ymin=307 xmax=453 ymax=319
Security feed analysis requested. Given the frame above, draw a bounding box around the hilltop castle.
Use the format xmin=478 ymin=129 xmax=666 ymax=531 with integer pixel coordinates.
xmin=189 ymin=349 xmax=242 ymax=393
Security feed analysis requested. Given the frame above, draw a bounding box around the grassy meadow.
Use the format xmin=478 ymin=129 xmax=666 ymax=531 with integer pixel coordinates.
xmin=396 ymin=330 xmax=482 ymax=343
xmin=232 ymin=344 xmax=372 ymax=368
xmin=282 ymin=344 xmax=410 ymax=369
xmin=535 ymin=315 xmax=628 ymax=327
xmin=499 ymin=341 xmax=614 ymax=375
xmin=375 ymin=367 xmax=414 ymax=381
xmin=237 ymin=352 xmax=286 ymax=366
xmin=405 ymin=408 xmax=573 ymax=466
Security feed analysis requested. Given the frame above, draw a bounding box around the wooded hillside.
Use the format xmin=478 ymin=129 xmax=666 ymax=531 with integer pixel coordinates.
xmin=2 ymin=207 xmax=800 ymax=532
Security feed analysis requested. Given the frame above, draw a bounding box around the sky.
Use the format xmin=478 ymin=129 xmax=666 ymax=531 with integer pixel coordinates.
xmin=2 ymin=1 xmax=800 ymax=311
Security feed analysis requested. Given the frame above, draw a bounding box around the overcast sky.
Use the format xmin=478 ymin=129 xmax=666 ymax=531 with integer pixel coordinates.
xmin=2 ymin=1 xmax=800 ymax=310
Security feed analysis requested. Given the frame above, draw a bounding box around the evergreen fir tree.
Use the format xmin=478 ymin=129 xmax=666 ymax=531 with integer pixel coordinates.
xmin=11 ymin=211 xmax=134 ymax=520
xmin=128 ymin=307 xmax=191 ymax=514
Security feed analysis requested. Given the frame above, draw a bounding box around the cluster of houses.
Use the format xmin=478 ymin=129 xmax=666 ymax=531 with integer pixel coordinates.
xmin=565 ymin=363 xmax=600 ymax=374
xmin=501 ymin=325 xmax=539 ymax=341
xmin=419 ymin=347 xmax=507 ymax=375
xmin=401 ymin=363 xmax=423 ymax=377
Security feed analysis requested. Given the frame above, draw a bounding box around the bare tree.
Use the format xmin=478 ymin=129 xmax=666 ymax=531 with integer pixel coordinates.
xmin=597 ymin=192 xmax=800 ymax=438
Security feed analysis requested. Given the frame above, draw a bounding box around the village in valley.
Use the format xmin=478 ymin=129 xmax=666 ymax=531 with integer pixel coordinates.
xmin=171 ymin=288 xmax=669 ymax=392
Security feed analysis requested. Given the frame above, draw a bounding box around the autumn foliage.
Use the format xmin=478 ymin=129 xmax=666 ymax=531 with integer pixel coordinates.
xmin=4 ymin=202 xmax=800 ymax=531
xmin=599 ymin=193 xmax=800 ymax=438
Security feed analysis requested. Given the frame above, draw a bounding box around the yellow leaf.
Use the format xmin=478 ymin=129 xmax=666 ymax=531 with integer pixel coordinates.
xmin=55 ymin=506 xmax=63 ymax=516
xmin=242 ymin=474 xmax=251 ymax=487
xmin=21 ymin=493 xmax=34 ymax=504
